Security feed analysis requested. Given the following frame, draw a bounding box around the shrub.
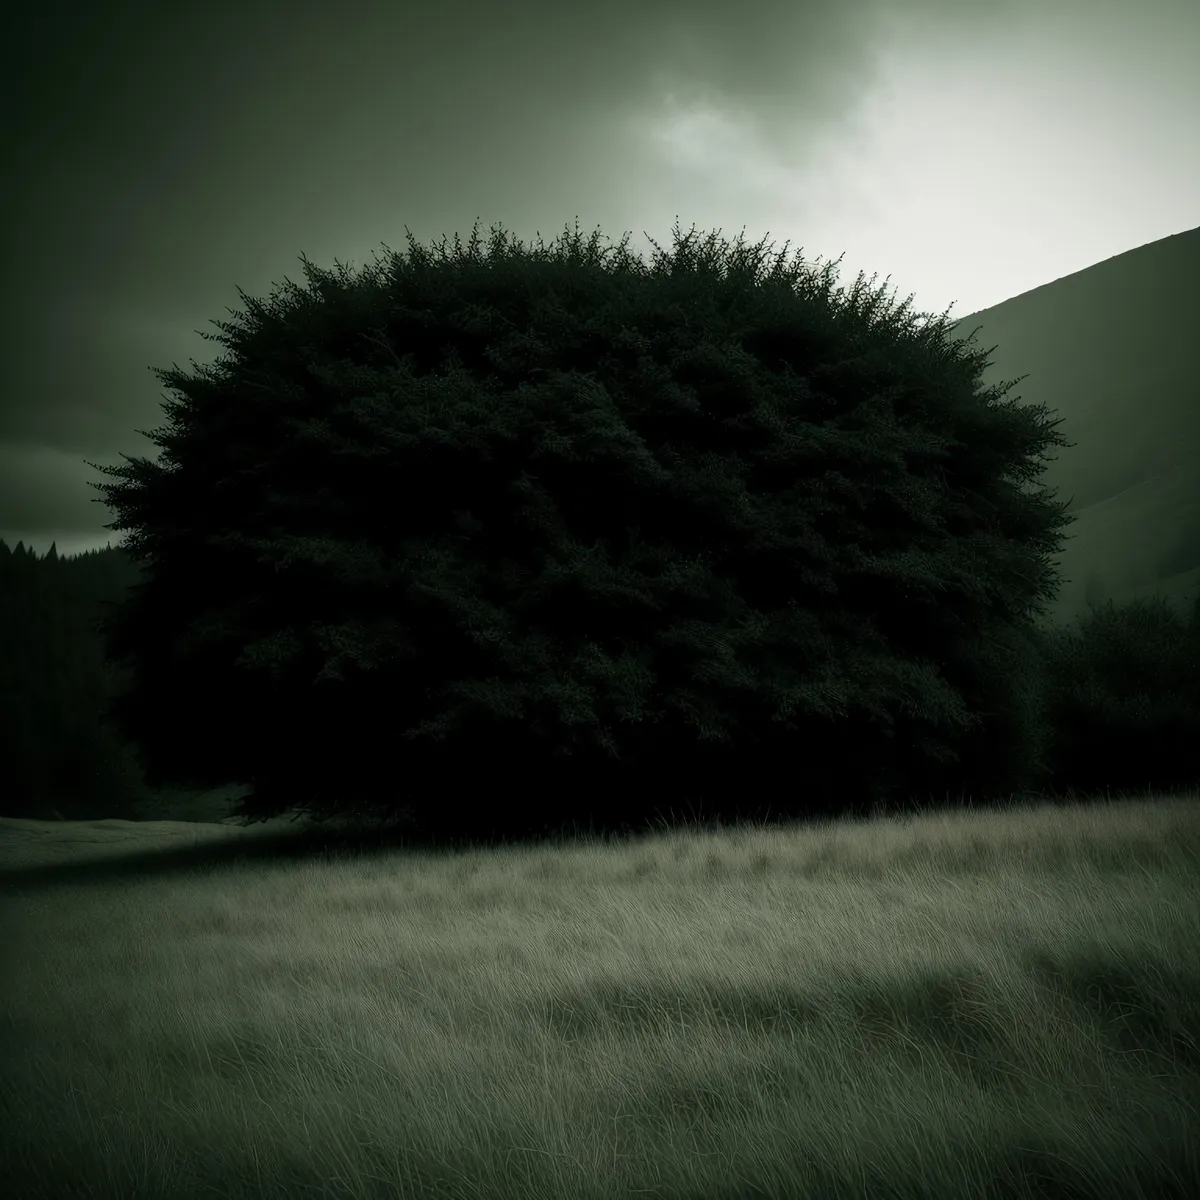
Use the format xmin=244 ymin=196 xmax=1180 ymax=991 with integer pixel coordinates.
xmin=85 ymin=216 xmax=1077 ymax=840
xmin=1031 ymin=594 xmax=1200 ymax=799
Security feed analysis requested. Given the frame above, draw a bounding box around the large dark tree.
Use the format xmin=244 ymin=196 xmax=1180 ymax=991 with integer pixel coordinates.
xmin=84 ymin=217 xmax=1077 ymax=841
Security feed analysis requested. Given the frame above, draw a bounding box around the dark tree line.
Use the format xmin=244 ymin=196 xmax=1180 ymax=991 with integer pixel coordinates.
xmin=0 ymin=538 xmax=151 ymax=819
xmin=4 ymin=531 xmax=1194 ymax=830
xmin=5 ymin=217 xmax=1197 ymax=839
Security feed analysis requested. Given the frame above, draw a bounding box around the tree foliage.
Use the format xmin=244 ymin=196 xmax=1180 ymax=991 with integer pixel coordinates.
xmin=83 ymin=216 xmax=1083 ymax=839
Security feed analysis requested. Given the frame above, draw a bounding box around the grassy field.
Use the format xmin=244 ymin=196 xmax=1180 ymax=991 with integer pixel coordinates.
xmin=2 ymin=785 xmax=1198 ymax=1200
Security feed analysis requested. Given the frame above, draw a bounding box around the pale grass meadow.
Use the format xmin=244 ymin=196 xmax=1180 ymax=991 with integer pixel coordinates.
xmin=3 ymin=785 xmax=1198 ymax=1200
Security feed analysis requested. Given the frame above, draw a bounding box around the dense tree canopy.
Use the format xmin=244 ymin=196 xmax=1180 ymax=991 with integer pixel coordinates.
xmin=84 ymin=217 xmax=1080 ymax=840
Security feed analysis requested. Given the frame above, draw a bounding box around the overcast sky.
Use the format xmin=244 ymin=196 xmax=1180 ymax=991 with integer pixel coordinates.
xmin=3 ymin=0 xmax=1196 ymax=559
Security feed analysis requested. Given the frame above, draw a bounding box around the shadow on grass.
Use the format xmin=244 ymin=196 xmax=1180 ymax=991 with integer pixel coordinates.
xmin=2 ymin=775 xmax=1183 ymax=901
xmin=0 ymin=789 xmax=793 ymax=898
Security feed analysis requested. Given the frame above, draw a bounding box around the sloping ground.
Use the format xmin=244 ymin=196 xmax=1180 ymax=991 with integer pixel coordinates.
xmin=941 ymin=224 xmax=1200 ymax=633
xmin=0 ymin=812 xmax=315 ymax=871
xmin=3 ymin=791 xmax=1196 ymax=874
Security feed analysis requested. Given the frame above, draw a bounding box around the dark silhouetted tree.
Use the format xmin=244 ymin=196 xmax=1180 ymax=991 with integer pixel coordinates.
xmin=83 ymin=216 xmax=1078 ymax=840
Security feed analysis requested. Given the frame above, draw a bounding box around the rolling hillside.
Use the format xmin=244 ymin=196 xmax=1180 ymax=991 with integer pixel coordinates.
xmin=942 ymin=224 xmax=1200 ymax=635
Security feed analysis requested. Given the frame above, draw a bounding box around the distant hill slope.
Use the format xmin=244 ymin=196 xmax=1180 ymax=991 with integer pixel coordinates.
xmin=941 ymin=225 xmax=1200 ymax=634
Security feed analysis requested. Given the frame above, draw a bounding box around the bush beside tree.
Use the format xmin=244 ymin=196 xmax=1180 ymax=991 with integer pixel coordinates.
xmin=1028 ymin=594 xmax=1200 ymax=801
